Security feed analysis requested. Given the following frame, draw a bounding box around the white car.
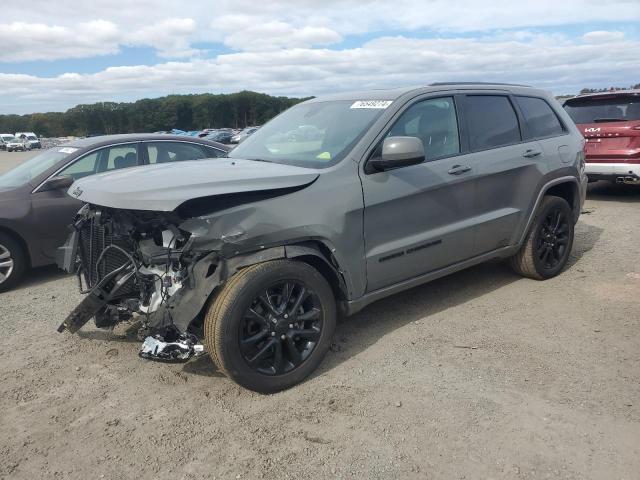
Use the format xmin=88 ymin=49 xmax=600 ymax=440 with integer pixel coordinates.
xmin=0 ymin=134 xmax=14 ymax=150
xmin=15 ymin=132 xmax=41 ymax=149
xmin=5 ymin=136 xmax=31 ymax=152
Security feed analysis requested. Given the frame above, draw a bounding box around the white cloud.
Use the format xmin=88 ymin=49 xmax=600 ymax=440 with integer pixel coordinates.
xmin=582 ymin=30 xmax=625 ymax=43
xmin=126 ymin=18 xmax=200 ymax=58
xmin=1 ymin=30 xmax=638 ymax=113
xmin=0 ymin=21 xmax=120 ymax=62
xmin=0 ymin=1 xmax=638 ymax=112
xmin=218 ymin=18 xmax=342 ymax=51
xmin=0 ymin=18 xmax=201 ymax=62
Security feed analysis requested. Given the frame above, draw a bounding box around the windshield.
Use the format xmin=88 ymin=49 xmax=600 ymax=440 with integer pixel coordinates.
xmin=564 ymin=96 xmax=640 ymax=124
xmin=3 ymin=136 xmax=17 ymax=142
xmin=228 ymin=100 xmax=389 ymax=168
xmin=0 ymin=147 xmax=76 ymax=190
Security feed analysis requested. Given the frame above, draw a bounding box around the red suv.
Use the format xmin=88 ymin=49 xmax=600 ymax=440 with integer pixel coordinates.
xmin=564 ymin=90 xmax=640 ymax=184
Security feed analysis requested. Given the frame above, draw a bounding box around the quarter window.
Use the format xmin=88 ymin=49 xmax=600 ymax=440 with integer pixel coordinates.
xmin=387 ymin=97 xmax=460 ymax=160
xmin=515 ymin=96 xmax=565 ymax=139
xmin=465 ymin=95 xmax=521 ymax=150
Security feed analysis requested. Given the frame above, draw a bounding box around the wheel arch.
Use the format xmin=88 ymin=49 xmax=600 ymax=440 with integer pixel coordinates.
xmin=0 ymin=225 xmax=31 ymax=268
xmin=225 ymin=240 xmax=352 ymax=302
xmin=544 ymin=181 xmax=578 ymax=216
xmin=518 ymin=176 xmax=580 ymax=247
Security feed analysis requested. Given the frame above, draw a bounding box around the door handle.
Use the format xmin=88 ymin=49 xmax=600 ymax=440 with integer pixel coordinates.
xmin=523 ymin=149 xmax=542 ymax=158
xmin=448 ymin=165 xmax=472 ymax=175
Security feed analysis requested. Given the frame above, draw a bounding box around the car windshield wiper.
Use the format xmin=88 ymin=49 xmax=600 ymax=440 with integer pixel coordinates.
xmin=593 ymin=118 xmax=626 ymax=123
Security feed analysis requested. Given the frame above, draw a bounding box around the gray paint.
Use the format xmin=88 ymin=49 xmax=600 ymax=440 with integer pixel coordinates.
xmin=69 ymin=159 xmax=320 ymax=211
xmin=61 ymin=84 xmax=587 ymax=332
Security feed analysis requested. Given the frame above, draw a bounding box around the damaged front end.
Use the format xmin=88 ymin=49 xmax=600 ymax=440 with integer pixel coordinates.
xmin=57 ymin=204 xmax=216 ymax=361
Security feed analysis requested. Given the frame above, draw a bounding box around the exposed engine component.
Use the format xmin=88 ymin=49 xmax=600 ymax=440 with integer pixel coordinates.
xmin=57 ymin=205 xmax=197 ymax=338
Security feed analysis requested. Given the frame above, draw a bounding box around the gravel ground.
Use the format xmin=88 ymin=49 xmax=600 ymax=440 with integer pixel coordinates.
xmin=0 ymin=150 xmax=639 ymax=479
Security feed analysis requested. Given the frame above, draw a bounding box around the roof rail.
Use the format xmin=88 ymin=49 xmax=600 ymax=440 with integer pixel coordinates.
xmin=429 ymin=82 xmax=531 ymax=87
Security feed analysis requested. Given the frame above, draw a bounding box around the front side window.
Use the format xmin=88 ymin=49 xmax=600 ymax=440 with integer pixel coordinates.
xmin=228 ymin=100 xmax=388 ymax=168
xmin=59 ymin=144 xmax=140 ymax=180
xmin=466 ymin=95 xmax=521 ymax=150
xmin=516 ymin=96 xmax=564 ymax=139
xmin=59 ymin=151 xmax=100 ymax=179
xmin=387 ymin=97 xmax=460 ymax=160
xmin=145 ymin=142 xmax=209 ymax=164
xmin=0 ymin=147 xmax=75 ymax=189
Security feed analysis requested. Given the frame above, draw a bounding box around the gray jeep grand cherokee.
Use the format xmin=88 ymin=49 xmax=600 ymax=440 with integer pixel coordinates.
xmin=57 ymin=83 xmax=587 ymax=392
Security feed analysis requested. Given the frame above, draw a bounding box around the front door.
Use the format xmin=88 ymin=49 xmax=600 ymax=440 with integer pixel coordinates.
xmin=360 ymin=96 xmax=477 ymax=292
xmin=31 ymin=143 xmax=141 ymax=260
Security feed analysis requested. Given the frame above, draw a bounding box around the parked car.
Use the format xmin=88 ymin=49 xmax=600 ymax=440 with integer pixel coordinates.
xmin=563 ymin=90 xmax=640 ymax=184
xmin=56 ymin=84 xmax=586 ymax=393
xmin=0 ymin=134 xmax=229 ymax=291
xmin=231 ymin=126 xmax=260 ymax=144
xmin=0 ymin=133 xmax=15 ymax=150
xmin=5 ymin=136 xmax=31 ymax=152
xmin=15 ymin=132 xmax=41 ymax=149
xmin=204 ymin=130 xmax=234 ymax=144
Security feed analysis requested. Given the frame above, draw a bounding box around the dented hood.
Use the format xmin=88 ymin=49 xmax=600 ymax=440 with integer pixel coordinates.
xmin=67 ymin=158 xmax=320 ymax=211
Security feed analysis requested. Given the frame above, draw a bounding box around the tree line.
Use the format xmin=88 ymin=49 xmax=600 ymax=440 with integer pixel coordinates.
xmin=0 ymin=91 xmax=308 ymax=137
xmin=2 ymin=84 xmax=638 ymax=138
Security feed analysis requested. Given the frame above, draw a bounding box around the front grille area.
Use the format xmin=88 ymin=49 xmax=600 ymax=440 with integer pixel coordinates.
xmin=78 ymin=216 xmax=138 ymax=297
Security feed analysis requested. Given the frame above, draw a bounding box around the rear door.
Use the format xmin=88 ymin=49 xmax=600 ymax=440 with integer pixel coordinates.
xmin=361 ymin=95 xmax=478 ymax=292
xmin=460 ymin=93 xmax=547 ymax=255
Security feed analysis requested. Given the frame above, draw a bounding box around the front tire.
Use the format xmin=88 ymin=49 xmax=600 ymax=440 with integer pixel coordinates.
xmin=509 ymin=196 xmax=574 ymax=280
xmin=204 ymin=259 xmax=337 ymax=393
xmin=0 ymin=233 xmax=27 ymax=292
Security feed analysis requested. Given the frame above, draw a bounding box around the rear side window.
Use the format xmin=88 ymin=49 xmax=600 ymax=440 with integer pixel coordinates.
xmin=146 ymin=142 xmax=208 ymax=164
xmin=516 ymin=96 xmax=564 ymax=139
xmin=465 ymin=95 xmax=521 ymax=150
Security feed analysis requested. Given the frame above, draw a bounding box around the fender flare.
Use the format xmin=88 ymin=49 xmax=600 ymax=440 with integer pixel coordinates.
xmin=518 ymin=176 xmax=580 ymax=246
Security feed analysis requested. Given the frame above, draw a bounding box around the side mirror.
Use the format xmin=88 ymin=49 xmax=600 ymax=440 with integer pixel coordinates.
xmin=40 ymin=175 xmax=74 ymax=192
xmin=369 ymin=136 xmax=425 ymax=172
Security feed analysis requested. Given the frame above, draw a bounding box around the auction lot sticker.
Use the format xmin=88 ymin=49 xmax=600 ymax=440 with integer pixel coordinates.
xmin=59 ymin=147 xmax=79 ymax=154
xmin=350 ymin=100 xmax=393 ymax=109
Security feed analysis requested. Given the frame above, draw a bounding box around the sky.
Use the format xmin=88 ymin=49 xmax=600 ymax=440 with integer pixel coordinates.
xmin=0 ymin=0 xmax=639 ymax=114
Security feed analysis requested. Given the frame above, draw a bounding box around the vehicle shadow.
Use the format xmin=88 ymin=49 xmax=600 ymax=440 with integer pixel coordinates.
xmin=315 ymin=221 xmax=603 ymax=377
xmin=13 ymin=265 xmax=68 ymax=290
xmin=586 ymin=181 xmax=640 ymax=203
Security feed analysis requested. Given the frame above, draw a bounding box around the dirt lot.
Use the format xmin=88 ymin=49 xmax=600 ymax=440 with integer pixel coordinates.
xmin=0 ymin=150 xmax=638 ymax=480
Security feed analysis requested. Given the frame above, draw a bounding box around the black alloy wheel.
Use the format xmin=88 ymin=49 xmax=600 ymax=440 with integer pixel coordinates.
xmin=239 ymin=281 xmax=323 ymax=375
xmin=509 ymin=195 xmax=575 ymax=280
xmin=204 ymin=259 xmax=337 ymax=393
xmin=534 ymin=207 xmax=571 ymax=271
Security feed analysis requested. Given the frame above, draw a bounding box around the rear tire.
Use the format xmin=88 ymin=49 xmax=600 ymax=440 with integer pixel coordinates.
xmin=0 ymin=232 xmax=27 ymax=293
xmin=509 ymin=196 xmax=574 ymax=280
xmin=204 ymin=259 xmax=337 ymax=393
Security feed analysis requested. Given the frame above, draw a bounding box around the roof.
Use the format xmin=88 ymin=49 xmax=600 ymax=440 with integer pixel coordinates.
xmin=66 ymin=133 xmax=230 ymax=150
xmin=305 ymin=83 xmax=539 ymax=103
